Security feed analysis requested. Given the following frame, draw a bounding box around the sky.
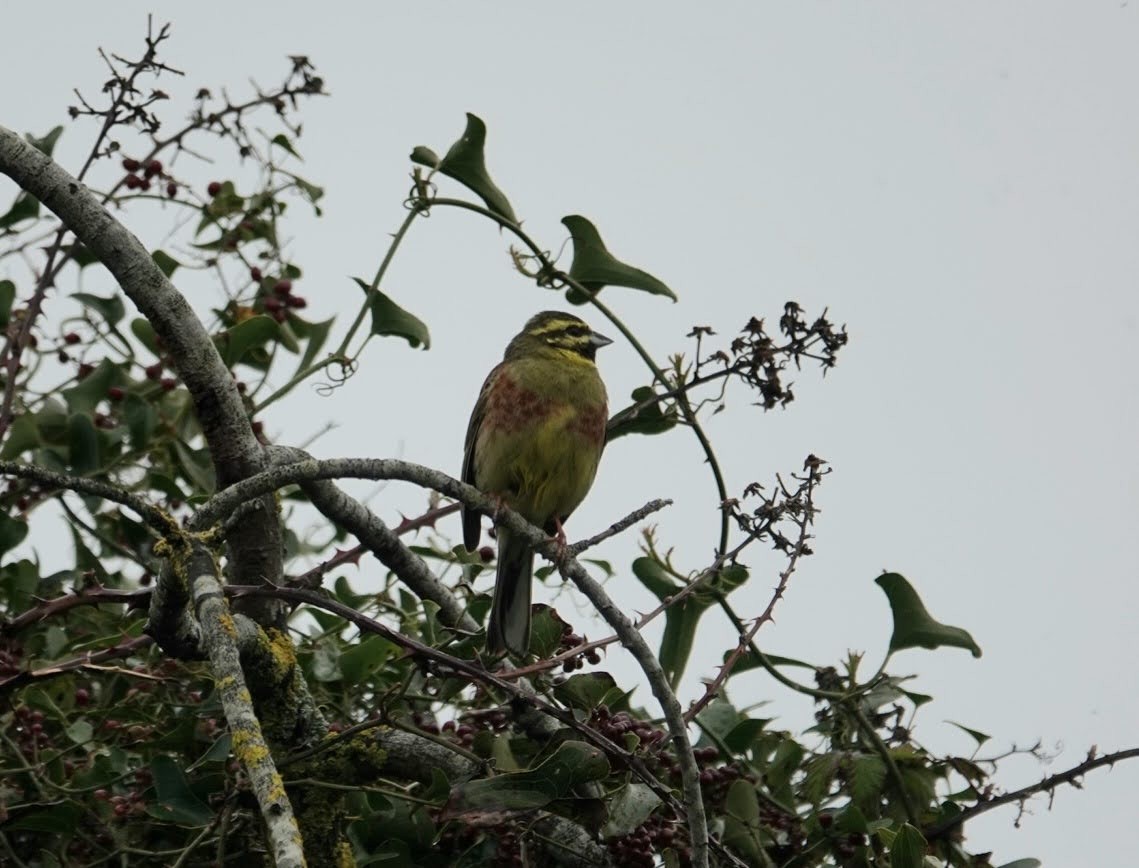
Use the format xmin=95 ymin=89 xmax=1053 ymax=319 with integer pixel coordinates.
xmin=2 ymin=3 xmax=1137 ymax=866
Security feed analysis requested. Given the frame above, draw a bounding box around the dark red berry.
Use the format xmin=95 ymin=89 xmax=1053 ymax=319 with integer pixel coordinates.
xmin=144 ymin=363 xmax=162 ymax=380
xmin=63 ymin=332 xmax=81 ymax=345
xmin=144 ymin=159 xmax=162 ymax=178
xmin=285 ymin=296 xmax=307 ymax=309
xmin=121 ymin=158 xmax=140 ymax=172
xmin=140 ymin=178 xmax=151 ymax=192
xmin=160 ymin=378 xmax=177 ymax=391
xmin=272 ymin=279 xmax=292 ymax=295
xmin=166 ymin=182 xmax=177 ymax=198
xmin=57 ymin=350 xmax=70 ymax=363
xmin=75 ymin=688 xmax=90 ymax=706
xmin=251 ymin=420 xmax=264 ymax=435
xmin=207 ymin=181 xmax=222 ymax=197
xmin=124 ymin=174 xmax=142 ymax=190
xmin=77 ymin=363 xmax=95 ymax=380
xmin=250 ymin=267 xmax=262 ymax=281
xmin=107 ymin=387 xmax=125 ymax=402
xmin=479 ymin=546 xmax=495 ymax=563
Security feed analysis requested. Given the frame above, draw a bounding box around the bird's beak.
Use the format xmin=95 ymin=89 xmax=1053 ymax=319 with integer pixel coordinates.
xmin=589 ymin=330 xmax=614 ymax=349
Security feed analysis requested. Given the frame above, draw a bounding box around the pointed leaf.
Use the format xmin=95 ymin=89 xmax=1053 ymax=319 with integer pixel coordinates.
xmin=421 ymin=113 xmax=516 ymax=222
xmin=270 ymin=133 xmax=300 ymax=158
xmin=67 ymin=413 xmax=99 ymax=474
xmin=409 ymin=145 xmax=440 ymax=167
xmin=215 ymin=315 xmax=279 ymax=367
xmin=27 ymin=126 xmax=64 ymax=157
xmin=123 ymin=394 xmax=157 ymax=449
xmin=947 ymin=721 xmax=991 ymax=748
xmin=291 ymin=316 xmax=335 ymax=375
xmin=553 ymin=672 xmax=622 ymax=712
xmin=1 ymin=413 xmax=40 ymax=459
xmin=995 ymin=860 xmax=1042 ymax=868
xmin=149 ymin=755 xmax=213 ymax=827
xmin=606 ymin=386 xmax=679 ymax=441
xmin=131 ymin=318 xmax=160 ymax=355
xmin=351 ymin=277 xmax=430 ymax=349
xmin=889 ymin=823 xmax=927 ymax=868
xmin=602 ymin=782 xmax=661 ymax=839
xmin=875 ymin=573 xmax=982 ymax=658
xmin=0 ymin=513 xmax=29 ymax=556
xmin=72 ymin=291 xmax=125 ymax=327
xmin=62 ymin=359 xmax=123 ymax=413
xmin=561 ymin=215 xmax=676 ymax=302
xmin=443 ymin=741 xmax=608 ymax=817
xmin=0 ymin=191 xmax=40 ymax=229
xmin=151 ymin=249 xmax=181 ymax=278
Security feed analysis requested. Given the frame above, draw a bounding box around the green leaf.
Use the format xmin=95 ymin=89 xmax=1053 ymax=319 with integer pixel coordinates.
xmin=601 ymin=783 xmax=661 ymax=839
xmin=995 ymin=860 xmax=1043 ymax=868
xmin=67 ymin=413 xmax=99 ymax=474
xmin=131 ymin=318 xmax=159 ymax=355
xmin=723 ymin=717 xmax=771 ymax=754
xmin=0 ymin=512 xmax=29 ymax=556
xmin=293 ymin=316 xmax=335 ymax=375
xmin=528 ymin=605 xmax=568 ymax=658
xmin=286 ymin=172 xmax=324 ymax=214
xmin=27 ymin=126 xmax=64 ymax=157
xmin=606 ymin=386 xmax=679 ymax=441
xmin=722 ymin=780 xmax=766 ymax=865
xmin=696 ymin=698 xmax=741 ymax=743
xmin=172 ymin=439 xmax=215 ymax=495
xmin=73 ymin=291 xmax=125 ymax=327
xmin=351 ymin=277 xmax=431 ymax=349
xmin=631 ymin=556 xmax=678 ymax=601
xmin=149 ymin=754 xmax=214 ymax=827
xmin=553 ymin=672 xmax=621 ymax=712
xmin=6 ymin=802 xmax=81 ymax=833
xmin=947 ymin=721 xmax=991 ymax=748
xmin=123 ymin=394 xmax=157 ymax=449
xmin=0 ymin=279 xmax=16 ymax=328
xmin=875 ymin=573 xmax=982 ymax=658
xmin=414 ymin=113 xmax=517 ymax=222
xmin=561 ymin=215 xmax=677 ymax=302
xmin=443 ymin=741 xmax=608 ymax=817
xmin=66 ymin=720 xmax=94 ymax=744
xmin=0 ymin=413 xmax=39 ymax=459
xmin=215 ymin=315 xmax=279 ymax=367
xmin=271 ymin=133 xmax=300 ymax=158
xmin=0 ymin=191 xmax=40 ymax=229
xmin=889 ymin=822 xmax=927 ymax=868
xmin=850 ymin=755 xmax=887 ymax=808
xmin=62 ymin=359 xmax=123 ymax=413
xmin=339 ymin=635 xmax=397 ymax=683
xmin=151 ymin=249 xmax=181 ymax=278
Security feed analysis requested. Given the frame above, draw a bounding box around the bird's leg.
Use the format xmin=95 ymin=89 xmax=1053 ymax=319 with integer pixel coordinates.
xmin=548 ymin=516 xmax=570 ymax=562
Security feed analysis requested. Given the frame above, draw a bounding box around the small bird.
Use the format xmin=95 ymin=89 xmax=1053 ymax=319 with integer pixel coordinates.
xmin=462 ymin=311 xmax=612 ymax=656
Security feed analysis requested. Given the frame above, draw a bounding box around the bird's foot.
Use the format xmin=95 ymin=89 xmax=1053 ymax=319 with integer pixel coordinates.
xmin=547 ymin=517 xmax=570 ymax=562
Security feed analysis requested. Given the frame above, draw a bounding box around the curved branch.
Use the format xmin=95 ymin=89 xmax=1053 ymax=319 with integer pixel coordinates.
xmin=925 ymin=746 xmax=1139 ymax=840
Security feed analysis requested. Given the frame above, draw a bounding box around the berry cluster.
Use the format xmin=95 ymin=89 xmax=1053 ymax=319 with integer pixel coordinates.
xmin=607 ymin=812 xmax=687 ymax=867
xmin=556 ymin=623 xmax=602 ymax=672
xmin=120 ymin=157 xmax=169 ymax=195
xmin=256 ymin=274 xmax=308 ymax=323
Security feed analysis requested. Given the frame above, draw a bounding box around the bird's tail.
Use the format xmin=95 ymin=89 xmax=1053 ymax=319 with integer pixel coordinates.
xmin=486 ymin=527 xmax=533 ymax=657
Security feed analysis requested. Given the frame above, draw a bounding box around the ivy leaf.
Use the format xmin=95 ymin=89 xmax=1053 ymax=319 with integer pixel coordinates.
xmin=350 ymin=277 xmax=430 ymax=349
xmin=561 ymin=215 xmax=677 ymax=303
xmin=270 ymin=133 xmax=300 ymax=158
xmin=148 ymin=755 xmax=213 ymax=827
xmin=442 ymin=741 xmax=608 ymax=817
xmin=889 ymin=822 xmax=927 ymax=868
xmin=875 ymin=573 xmax=982 ymax=658
xmin=947 ymin=721 xmax=991 ymax=749
xmin=412 ymin=113 xmax=517 ymax=222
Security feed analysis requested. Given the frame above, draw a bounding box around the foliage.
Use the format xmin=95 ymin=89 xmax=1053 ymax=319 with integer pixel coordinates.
xmin=0 ymin=21 xmax=1116 ymax=868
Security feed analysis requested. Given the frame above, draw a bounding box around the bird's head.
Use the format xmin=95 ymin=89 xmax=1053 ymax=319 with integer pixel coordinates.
xmin=505 ymin=311 xmax=613 ymax=365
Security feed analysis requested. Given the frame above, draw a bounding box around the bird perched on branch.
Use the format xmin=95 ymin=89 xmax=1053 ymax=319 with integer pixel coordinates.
xmin=462 ymin=310 xmax=612 ymax=656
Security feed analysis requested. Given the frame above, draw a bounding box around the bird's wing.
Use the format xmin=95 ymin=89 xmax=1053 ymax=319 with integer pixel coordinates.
xmin=461 ymin=363 xmax=500 ymax=551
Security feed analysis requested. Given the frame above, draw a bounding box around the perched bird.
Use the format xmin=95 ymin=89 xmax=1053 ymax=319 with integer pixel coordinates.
xmin=462 ymin=311 xmax=612 ymax=656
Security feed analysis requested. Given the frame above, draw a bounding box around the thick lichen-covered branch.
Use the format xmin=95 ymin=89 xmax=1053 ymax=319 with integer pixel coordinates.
xmin=189 ymin=557 xmax=305 ymax=868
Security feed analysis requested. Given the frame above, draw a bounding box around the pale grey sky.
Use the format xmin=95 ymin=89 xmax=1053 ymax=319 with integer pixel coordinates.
xmin=3 ymin=3 xmax=1137 ymax=865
